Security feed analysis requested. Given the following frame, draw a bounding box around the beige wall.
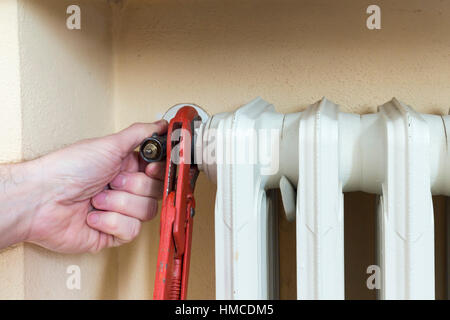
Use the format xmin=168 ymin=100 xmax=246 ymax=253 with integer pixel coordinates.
xmin=0 ymin=0 xmax=448 ymax=299
xmin=0 ymin=0 xmax=118 ymax=299
xmin=0 ymin=0 xmax=22 ymax=163
xmin=0 ymin=0 xmax=25 ymax=299
xmin=112 ymin=0 xmax=449 ymax=299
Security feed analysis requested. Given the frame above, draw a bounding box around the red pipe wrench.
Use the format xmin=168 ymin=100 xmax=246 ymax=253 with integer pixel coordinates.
xmin=140 ymin=106 xmax=200 ymax=300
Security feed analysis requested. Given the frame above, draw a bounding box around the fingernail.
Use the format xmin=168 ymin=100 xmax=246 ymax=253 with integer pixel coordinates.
xmin=88 ymin=213 xmax=99 ymax=225
xmin=110 ymin=174 xmax=126 ymax=188
xmin=93 ymin=192 xmax=108 ymax=205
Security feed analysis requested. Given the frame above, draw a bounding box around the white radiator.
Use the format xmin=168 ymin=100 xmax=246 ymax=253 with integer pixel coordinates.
xmin=195 ymin=97 xmax=450 ymax=300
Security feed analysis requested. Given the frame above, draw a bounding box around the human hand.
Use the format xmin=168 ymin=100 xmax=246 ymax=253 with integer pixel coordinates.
xmin=0 ymin=121 xmax=168 ymax=253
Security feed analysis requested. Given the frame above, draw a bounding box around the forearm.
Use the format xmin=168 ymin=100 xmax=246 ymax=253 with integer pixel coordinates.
xmin=0 ymin=161 xmax=43 ymax=249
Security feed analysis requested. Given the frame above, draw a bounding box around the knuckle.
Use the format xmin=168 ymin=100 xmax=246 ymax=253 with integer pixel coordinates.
xmin=130 ymin=221 xmax=141 ymax=239
xmin=117 ymin=193 xmax=128 ymax=210
xmin=123 ymin=220 xmax=140 ymax=242
xmin=124 ymin=123 xmax=146 ymax=138
xmin=106 ymin=214 xmax=119 ymax=231
xmin=134 ymin=176 xmax=148 ymax=194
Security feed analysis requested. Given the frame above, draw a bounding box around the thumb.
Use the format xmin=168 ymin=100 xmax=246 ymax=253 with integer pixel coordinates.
xmin=112 ymin=120 xmax=168 ymax=157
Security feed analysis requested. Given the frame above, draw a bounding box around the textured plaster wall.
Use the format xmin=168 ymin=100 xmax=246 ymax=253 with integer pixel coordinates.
xmin=0 ymin=0 xmax=26 ymax=300
xmin=0 ymin=0 xmax=118 ymax=299
xmin=19 ymin=0 xmax=117 ymax=299
xmin=112 ymin=0 xmax=449 ymax=299
xmin=0 ymin=0 xmax=22 ymax=163
xmin=20 ymin=0 xmax=115 ymax=158
xmin=0 ymin=0 xmax=448 ymax=299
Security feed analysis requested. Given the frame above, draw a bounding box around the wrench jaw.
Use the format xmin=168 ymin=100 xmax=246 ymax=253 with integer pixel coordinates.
xmin=140 ymin=104 xmax=209 ymax=165
xmin=163 ymin=103 xmax=209 ymax=124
